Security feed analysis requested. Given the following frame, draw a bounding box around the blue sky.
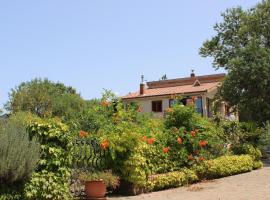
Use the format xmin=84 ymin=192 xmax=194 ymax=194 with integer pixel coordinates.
xmin=0 ymin=0 xmax=259 ymax=109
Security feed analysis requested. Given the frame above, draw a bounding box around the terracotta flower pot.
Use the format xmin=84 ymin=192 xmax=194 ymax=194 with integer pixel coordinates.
xmin=85 ymin=180 xmax=106 ymax=198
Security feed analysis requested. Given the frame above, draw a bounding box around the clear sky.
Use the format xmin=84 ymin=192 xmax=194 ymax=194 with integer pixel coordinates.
xmin=0 ymin=0 xmax=260 ymax=109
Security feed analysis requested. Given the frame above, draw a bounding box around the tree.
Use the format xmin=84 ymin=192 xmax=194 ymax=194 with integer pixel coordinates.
xmin=6 ymin=78 xmax=86 ymax=120
xmin=200 ymin=0 xmax=270 ymax=124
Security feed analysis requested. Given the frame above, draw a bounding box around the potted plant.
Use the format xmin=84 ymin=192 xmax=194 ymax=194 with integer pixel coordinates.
xmin=79 ymin=171 xmax=119 ymax=199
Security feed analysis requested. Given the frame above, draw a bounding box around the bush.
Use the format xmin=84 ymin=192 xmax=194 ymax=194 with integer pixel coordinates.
xmin=164 ymin=105 xmax=198 ymax=129
xmin=0 ymin=121 xmax=40 ymax=185
xmin=97 ymin=101 xmax=226 ymax=187
xmin=146 ymin=169 xmax=198 ymax=191
xmin=24 ymin=170 xmax=71 ymax=200
xmin=0 ymin=186 xmax=23 ymax=200
xmin=194 ymin=155 xmax=253 ymax=179
xmin=22 ymin=116 xmax=73 ymax=200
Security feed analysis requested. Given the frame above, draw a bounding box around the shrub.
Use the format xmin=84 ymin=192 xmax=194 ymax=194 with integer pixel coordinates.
xmin=194 ymin=155 xmax=253 ymax=179
xmin=164 ymin=105 xmax=198 ymax=129
xmin=0 ymin=186 xmax=23 ymax=200
xmin=24 ymin=170 xmax=71 ymax=200
xmin=23 ymin=116 xmax=73 ymax=200
xmin=0 ymin=121 xmax=40 ymax=185
xmin=146 ymin=169 xmax=198 ymax=191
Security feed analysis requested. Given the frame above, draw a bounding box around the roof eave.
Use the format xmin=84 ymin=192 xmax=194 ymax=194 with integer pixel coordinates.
xmin=122 ymin=90 xmax=207 ymax=100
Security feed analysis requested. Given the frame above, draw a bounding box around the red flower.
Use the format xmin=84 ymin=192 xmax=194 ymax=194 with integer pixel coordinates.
xmin=177 ymin=137 xmax=183 ymax=145
xmin=163 ymin=147 xmax=170 ymax=153
xmin=188 ymin=154 xmax=194 ymax=160
xmin=199 ymin=140 xmax=208 ymax=148
xmin=100 ymin=140 xmax=110 ymax=150
xmin=190 ymin=130 xmax=196 ymax=137
xmin=199 ymin=157 xmax=205 ymax=161
xmin=79 ymin=130 xmax=88 ymax=138
xmin=147 ymin=138 xmax=156 ymax=145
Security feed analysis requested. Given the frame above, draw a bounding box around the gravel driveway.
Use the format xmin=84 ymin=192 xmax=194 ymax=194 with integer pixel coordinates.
xmin=109 ymin=162 xmax=270 ymax=200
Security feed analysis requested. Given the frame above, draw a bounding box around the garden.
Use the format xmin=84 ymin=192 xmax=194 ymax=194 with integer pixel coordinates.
xmin=0 ymin=80 xmax=269 ymax=200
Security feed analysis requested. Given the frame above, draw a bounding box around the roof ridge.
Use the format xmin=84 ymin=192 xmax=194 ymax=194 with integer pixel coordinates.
xmin=147 ymin=73 xmax=226 ymax=84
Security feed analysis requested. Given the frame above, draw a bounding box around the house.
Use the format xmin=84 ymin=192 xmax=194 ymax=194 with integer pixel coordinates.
xmin=123 ymin=71 xmax=231 ymax=118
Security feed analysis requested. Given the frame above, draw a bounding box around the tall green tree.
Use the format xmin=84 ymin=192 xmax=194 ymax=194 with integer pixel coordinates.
xmin=6 ymin=78 xmax=86 ymax=120
xmin=200 ymin=0 xmax=270 ymax=124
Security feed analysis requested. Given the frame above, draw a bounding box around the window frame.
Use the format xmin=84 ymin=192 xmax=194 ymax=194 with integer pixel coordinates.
xmin=152 ymin=100 xmax=163 ymax=112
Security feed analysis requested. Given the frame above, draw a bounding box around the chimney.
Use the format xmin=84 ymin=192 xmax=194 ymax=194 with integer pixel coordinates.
xmin=191 ymin=69 xmax=195 ymax=78
xmin=140 ymin=75 xmax=145 ymax=95
xmin=140 ymin=83 xmax=145 ymax=95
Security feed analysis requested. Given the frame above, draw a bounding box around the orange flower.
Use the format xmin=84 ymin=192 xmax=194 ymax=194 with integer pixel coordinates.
xmin=163 ymin=147 xmax=170 ymax=153
xmin=147 ymin=138 xmax=156 ymax=145
xmin=137 ymin=107 xmax=142 ymax=112
xmin=199 ymin=157 xmax=205 ymax=161
xmin=199 ymin=140 xmax=208 ymax=148
xmin=190 ymin=130 xmax=196 ymax=137
xmin=165 ymin=108 xmax=173 ymax=113
xmin=79 ymin=130 xmax=88 ymax=138
xmin=192 ymin=96 xmax=198 ymax=101
xmin=188 ymin=154 xmax=194 ymax=160
xmin=142 ymin=136 xmax=148 ymax=142
xmin=177 ymin=137 xmax=183 ymax=145
xmin=100 ymin=140 xmax=110 ymax=150
xmin=101 ymin=101 xmax=110 ymax=107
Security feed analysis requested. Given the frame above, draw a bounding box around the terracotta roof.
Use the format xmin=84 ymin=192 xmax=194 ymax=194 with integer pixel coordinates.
xmin=123 ymin=73 xmax=225 ymax=100
xmin=147 ymin=73 xmax=225 ymax=89
xmin=123 ymin=82 xmax=221 ymax=99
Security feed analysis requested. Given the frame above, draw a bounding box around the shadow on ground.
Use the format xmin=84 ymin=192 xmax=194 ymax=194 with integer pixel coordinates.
xmin=263 ymin=159 xmax=270 ymax=167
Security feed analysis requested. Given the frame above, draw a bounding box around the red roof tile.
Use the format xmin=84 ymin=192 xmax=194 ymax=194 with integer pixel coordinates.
xmin=123 ymin=82 xmax=221 ymax=99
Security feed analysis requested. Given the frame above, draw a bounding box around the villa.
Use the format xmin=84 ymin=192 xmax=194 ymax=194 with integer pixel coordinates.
xmin=123 ymin=71 xmax=232 ymax=118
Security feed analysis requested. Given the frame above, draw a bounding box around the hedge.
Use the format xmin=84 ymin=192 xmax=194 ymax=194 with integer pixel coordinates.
xmin=194 ymin=155 xmax=254 ymax=179
xmin=147 ymin=155 xmax=255 ymax=192
xmin=146 ymin=169 xmax=198 ymax=191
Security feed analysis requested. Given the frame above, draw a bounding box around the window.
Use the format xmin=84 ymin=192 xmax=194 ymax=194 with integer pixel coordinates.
xmin=169 ymin=99 xmax=176 ymax=108
xmin=195 ymin=97 xmax=203 ymax=116
xmin=169 ymin=98 xmax=187 ymax=107
xmin=152 ymin=101 xmax=162 ymax=112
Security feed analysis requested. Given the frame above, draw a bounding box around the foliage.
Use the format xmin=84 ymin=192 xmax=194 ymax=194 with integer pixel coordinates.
xmin=146 ymin=169 xmax=198 ymax=191
xmin=0 ymin=120 xmax=40 ymax=186
xmin=78 ymin=171 xmax=119 ymax=188
xmin=219 ymin=120 xmax=269 ymax=156
xmin=258 ymin=122 xmax=270 ymax=155
xmin=194 ymin=155 xmax=253 ymax=179
xmin=94 ymin=101 xmax=226 ymax=187
xmin=164 ymin=105 xmax=198 ymax=129
xmin=6 ymin=78 xmax=85 ymax=120
xmin=0 ymin=186 xmax=22 ymax=200
xmin=200 ymin=0 xmax=270 ymax=123
xmin=24 ymin=170 xmax=71 ymax=200
xmin=22 ymin=116 xmax=73 ymax=200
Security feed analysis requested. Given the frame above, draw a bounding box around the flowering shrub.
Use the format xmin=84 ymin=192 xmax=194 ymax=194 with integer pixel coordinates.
xmin=92 ymin=101 xmax=226 ymax=188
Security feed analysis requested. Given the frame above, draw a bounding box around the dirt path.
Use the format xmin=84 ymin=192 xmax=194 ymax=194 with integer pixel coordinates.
xmin=109 ymin=164 xmax=270 ymax=200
